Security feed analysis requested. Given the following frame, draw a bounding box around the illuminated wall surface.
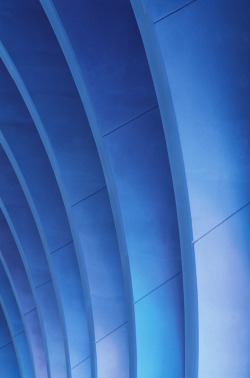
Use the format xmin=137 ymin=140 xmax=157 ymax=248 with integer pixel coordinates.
xmin=0 ymin=0 xmax=249 ymax=377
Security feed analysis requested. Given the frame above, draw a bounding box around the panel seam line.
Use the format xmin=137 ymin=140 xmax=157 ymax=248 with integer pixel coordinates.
xmin=14 ymin=330 xmax=24 ymax=337
xmin=50 ymin=240 xmax=73 ymax=254
xmin=72 ymin=186 xmax=107 ymax=207
xmin=103 ymin=105 xmax=158 ymax=137
xmin=95 ymin=321 xmax=128 ymax=344
xmin=24 ymin=307 xmax=36 ymax=316
xmin=71 ymin=356 xmax=90 ymax=370
xmin=0 ymin=340 xmax=13 ymax=350
xmin=134 ymin=271 xmax=182 ymax=304
xmin=35 ymin=278 xmax=52 ymax=290
xmin=153 ymin=0 xmax=198 ymax=24
xmin=193 ymin=202 xmax=250 ymax=244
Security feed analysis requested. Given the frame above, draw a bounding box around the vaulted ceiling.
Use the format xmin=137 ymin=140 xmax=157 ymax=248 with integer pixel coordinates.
xmin=0 ymin=1 xmax=249 ymax=377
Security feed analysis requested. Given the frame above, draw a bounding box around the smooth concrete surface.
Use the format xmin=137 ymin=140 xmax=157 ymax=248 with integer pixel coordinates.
xmin=0 ymin=0 xmax=249 ymax=377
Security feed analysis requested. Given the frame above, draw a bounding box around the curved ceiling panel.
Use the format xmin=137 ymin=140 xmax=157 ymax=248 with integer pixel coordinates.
xmin=0 ymin=0 xmax=249 ymax=378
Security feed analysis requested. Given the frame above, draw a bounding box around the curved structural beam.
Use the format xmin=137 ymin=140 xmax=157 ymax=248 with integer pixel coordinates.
xmin=0 ymin=305 xmax=20 ymax=377
xmin=0 ymin=40 xmax=96 ymax=378
xmin=0 ymin=151 xmax=68 ymax=378
xmin=39 ymin=1 xmax=184 ymax=378
xmin=0 ymin=1 xmax=248 ymax=377
xmin=130 ymin=1 xmax=199 ymax=377
xmin=0 ymin=262 xmax=34 ymax=378
xmin=0 ymin=215 xmax=48 ymax=378
xmin=0 ymin=133 xmax=89 ymax=375
xmin=0 ymin=1 xmax=131 ymax=376
xmin=131 ymin=0 xmax=250 ymax=377
xmin=0 ymin=57 xmax=90 ymax=372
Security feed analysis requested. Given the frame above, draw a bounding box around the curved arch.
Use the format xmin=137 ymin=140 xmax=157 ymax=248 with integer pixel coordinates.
xmin=0 ymin=304 xmax=21 ymax=377
xmin=0 ymin=218 xmax=48 ymax=378
xmin=0 ymin=194 xmax=66 ymax=377
xmin=0 ymin=96 xmax=90 ymax=372
xmin=131 ymin=1 xmax=250 ymax=377
xmin=130 ymin=2 xmax=198 ymax=377
xmin=0 ymin=148 xmax=69 ymax=376
xmin=35 ymin=5 xmax=138 ymax=374
xmin=39 ymin=2 xmax=184 ymax=378
xmin=0 ymin=262 xmax=34 ymax=377
xmin=0 ymin=41 xmax=96 ymax=378
xmin=1 ymin=1 xmax=247 ymax=377
xmin=0 ymin=2 xmax=132 ymax=375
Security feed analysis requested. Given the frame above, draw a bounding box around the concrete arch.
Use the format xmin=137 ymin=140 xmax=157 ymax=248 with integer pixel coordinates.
xmin=39 ymin=2 xmax=184 ymax=378
xmin=0 ymin=67 xmax=90 ymax=371
xmin=131 ymin=0 xmax=250 ymax=377
xmin=0 ymin=304 xmax=21 ymax=377
xmin=0 ymin=219 xmax=48 ymax=378
xmin=0 ymin=1 xmax=249 ymax=377
xmin=0 ymin=262 xmax=34 ymax=377
xmin=0 ymin=1 xmax=131 ymax=375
